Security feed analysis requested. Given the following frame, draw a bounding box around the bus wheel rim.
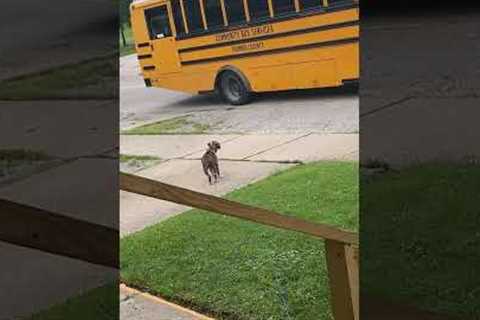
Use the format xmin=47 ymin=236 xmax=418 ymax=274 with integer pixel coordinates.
xmin=227 ymin=78 xmax=242 ymax=100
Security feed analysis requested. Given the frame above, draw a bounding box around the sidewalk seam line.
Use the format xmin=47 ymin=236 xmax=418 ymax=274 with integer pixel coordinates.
xmin=177 ymin=135 xmax=243 ymax=160
xmin=242 ymin=132 xmax=314 ymax=160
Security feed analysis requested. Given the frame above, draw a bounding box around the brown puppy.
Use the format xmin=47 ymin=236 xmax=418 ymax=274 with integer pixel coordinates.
xmin=201 ymin=141 xmax=221 ymax=184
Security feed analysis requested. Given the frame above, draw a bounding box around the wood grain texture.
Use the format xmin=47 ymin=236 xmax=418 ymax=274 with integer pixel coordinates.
xmin=345 ymin=245 xmax=359 ymax=320
xmin=120 ymin=172 xmax=358 ymax=245
xmin=325 ymin=240 xmax=355 ymax=320
xmin=0 ymin=199 xmax=118 ymax=268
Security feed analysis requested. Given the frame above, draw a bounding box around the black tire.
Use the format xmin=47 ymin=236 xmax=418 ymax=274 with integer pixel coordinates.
xmin=218 ymin=71 xmax=252 ymax=105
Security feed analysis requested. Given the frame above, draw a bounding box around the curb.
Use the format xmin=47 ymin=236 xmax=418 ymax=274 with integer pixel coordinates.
xmin=120 ymin=284 xmax=215 ymax=320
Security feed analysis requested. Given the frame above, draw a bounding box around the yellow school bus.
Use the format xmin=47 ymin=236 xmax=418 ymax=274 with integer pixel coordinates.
xmin=130 ymin=0 xmax=359 ymax=104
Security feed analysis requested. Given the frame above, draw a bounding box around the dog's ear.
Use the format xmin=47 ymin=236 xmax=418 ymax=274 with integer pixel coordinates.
xmin=207 ymin=142 xmax=213 ymax=149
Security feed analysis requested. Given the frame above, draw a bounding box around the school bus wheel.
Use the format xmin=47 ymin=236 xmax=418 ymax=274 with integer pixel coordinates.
xmin=217 ymin=71 xmax=252 ymax=106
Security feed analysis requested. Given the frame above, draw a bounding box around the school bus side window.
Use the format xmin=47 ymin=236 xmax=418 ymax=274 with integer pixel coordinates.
xmin=327 ymin=0 xmax=353 ymax=7
xmin=184 ymin=0 xmax=205 ymax=33
xmin=300 ymin=0 xmax=322 ymax=11
xmin=204 ymin=0 xmax=224 ymax=30
xmin=171 ymin=0 xmax=186 ymax=36
xmin=272 ymin=0 xmax=296 ymax=16
xmin=145 ymin=6 xmax=172 ymax=39
xmin=247 ymin=0 xmax=270 ymax=21
xmin=224 ymin=0 xmax=247 ymax=25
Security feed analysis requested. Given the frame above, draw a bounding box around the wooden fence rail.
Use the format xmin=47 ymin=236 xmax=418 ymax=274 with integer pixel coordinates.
xmin=120 ymin=172 xmax=359 ymax=320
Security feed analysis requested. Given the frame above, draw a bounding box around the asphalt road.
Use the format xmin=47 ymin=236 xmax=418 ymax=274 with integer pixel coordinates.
xmin=120 ymin=55 xmax=359 ymax=133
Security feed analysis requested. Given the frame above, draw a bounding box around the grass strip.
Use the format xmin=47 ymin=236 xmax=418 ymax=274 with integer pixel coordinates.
xmin=122 ymin=116 xmax=211 ymax=135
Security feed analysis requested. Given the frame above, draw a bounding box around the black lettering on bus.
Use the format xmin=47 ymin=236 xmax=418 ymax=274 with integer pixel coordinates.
xmin=231 ymin=41 xmax=265 ymax=52
xmin=252 ymin=25 xmax=274 ymax=36
xmin=216 ymin=25 xmax=274 ymax=42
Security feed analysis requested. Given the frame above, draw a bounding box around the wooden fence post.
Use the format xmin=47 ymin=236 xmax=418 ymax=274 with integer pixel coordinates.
xmin=345 ymin=245 xmax=359 ymax=320
xmin=325 ymin=240 xmax=355 ymax=320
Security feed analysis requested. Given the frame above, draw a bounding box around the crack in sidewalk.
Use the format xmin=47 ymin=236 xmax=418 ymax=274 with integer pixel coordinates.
xmin=177 ymin=135 xmax=243 ymax=160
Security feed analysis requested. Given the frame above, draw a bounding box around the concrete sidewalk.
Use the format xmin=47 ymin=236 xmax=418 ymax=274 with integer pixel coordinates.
xmin=120 ymin=133 xmax=358 ymax=162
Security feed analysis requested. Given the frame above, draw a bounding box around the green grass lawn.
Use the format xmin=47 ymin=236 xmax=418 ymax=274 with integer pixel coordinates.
xmin=120 ymin=154 xmax=163 ymax=173
xmin=122 ymin=116 xmax=212 ymax=135
xmin=26 ymin=284 xmax=118 ymax=320
xmin=361 ymin=163 xmax=480 ymax=318
xmin=121 ymin=161 xmax=358 ymax=320
xmin=120 ymin=24 xmax=135 ymax=57
xmin=120 ymin=154 xmax=162 ymax=163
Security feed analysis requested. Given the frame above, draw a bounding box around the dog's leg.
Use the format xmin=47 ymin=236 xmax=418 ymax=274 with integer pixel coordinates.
xmin=203 ymin=163 xmax=212 ymax=185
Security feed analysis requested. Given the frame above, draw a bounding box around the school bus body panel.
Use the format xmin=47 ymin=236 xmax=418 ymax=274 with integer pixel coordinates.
xmin=130 ymin=1 xmax=359 ymax=95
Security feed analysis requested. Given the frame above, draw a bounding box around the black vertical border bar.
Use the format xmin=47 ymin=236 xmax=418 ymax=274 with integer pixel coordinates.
xmin=360 ymin=1 xmax=480 ymax=319
xmin=0 ymin=0 xmax=120 ymax=319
